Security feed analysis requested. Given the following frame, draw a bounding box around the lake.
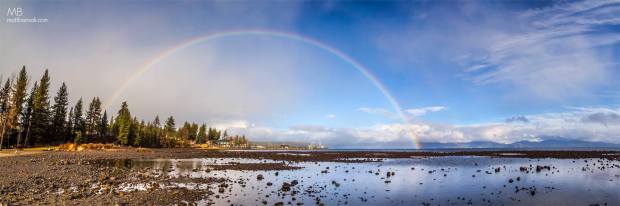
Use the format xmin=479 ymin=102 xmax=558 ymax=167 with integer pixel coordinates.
xmin=115 ymin=155 xmax=620 ymax=205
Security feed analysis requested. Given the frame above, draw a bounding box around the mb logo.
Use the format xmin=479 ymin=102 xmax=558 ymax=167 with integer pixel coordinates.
xmin=7 ymin=8 xmax=23 ymax=17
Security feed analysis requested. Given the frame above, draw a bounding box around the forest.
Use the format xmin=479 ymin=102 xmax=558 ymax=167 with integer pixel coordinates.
xmin=0 ymin=66 xmax=248 ymax=149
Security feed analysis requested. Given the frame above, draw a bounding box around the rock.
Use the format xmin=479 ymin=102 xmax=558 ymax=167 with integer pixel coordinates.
xmin=257 ymin=174 xmax=264 ymax=180
xmin=291 ymin=180 xmax=299 ymax=186
xmin=281 ymin=182 xmax=291 ymax=192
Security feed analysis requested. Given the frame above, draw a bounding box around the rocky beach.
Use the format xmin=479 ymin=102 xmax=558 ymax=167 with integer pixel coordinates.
xmin=1 ymin=148 xmax=619 ymax=205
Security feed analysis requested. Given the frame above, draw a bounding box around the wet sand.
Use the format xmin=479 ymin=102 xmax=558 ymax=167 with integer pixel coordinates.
xmin=0 ymin=148 xmax=618 ymax=205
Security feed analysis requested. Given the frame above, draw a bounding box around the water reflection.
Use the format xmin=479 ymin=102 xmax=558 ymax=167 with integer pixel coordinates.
xmin=115 ymin=157 xmax=620 ymax=205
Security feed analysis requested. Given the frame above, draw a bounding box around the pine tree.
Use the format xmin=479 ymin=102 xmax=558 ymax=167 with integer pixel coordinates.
xmin=30 ymin=70 xmax=51 ymax=145
xmin=21 ymin=82 xmax=37 ymax=147
xmin=100 ymin=111 xmax=108 ymax=140
xmin=85 ymin=97 xmax=102 ymax=138
xmin=179 ymin=121 xmax=191 ymax=140
xmin=72 ymin=98 xmax=85 ymax=138
xmin=66 ymin=108 xmax=74 ymax=141
xmin=115 ymin=102 xmax=132 ymax=145
xmin=132 ymin=117 xmax=142 ymax=146
xmin=0 ymin=78 xmax=12 ymax=149
xmin=197 ymin=124 xmax=207 ymax=144
xmin=6 ymin=67 xmax=28 ymax=148
xmin=51 ymin=83 xmax=69 ymax=143
xmin=153 ymin=115 xmax=161 ymax=137
xmin=164 ymin=116 xmax=175 ymax=138
xmin=189 ymin=122 xmax=198 ymax=141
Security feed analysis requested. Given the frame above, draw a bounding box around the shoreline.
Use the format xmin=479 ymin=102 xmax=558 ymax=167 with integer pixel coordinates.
xmin=1 ymin=148 xmax=618 ymax=205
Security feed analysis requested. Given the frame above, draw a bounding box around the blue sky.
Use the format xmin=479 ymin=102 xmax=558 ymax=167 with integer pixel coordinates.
xmin=1 ymin=0 xmax=619 ymax=147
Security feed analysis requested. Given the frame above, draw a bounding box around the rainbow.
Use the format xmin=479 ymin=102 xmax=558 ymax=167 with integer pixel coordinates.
xmin=103 ymin=30 xmax=421 ymax=149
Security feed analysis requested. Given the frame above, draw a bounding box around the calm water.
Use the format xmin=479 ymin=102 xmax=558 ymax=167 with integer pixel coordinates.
xmin=117 ymin=156 xmax=620 ymax=205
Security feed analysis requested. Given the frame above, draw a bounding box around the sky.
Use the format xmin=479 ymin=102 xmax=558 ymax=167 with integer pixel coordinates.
xmin=1 ymin=0 xmax=619 ymax=148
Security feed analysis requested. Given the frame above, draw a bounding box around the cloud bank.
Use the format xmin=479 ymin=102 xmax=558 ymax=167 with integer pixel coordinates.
xmin=225 ymin=106 xmax=620 ymax=148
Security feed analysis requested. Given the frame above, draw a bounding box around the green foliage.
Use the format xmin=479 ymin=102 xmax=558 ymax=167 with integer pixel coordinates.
xmin=72 ymin=98 xmax=85 ymax=137
xmin=85 ymin=97 xmax=102 ymax=138
xmin=30 ymin=70 xmax=51 ymax=145
xmin=21 ymin=81 xmax=37 ymax=146
xmin=7 ymin=67 xmax=29 ymax=143
xmin=115 ymin=102 xmax=132 ymax=145
xmin=164 ymin=116 xmax=175 ymax=138
xmin=0 ymin=78 xmax=12 ymax=149
xmin=74 ymin=131 xmax=83 ymax=145
xmin=1 ymin=67 xmax=250 ymax=149
xmin=197 ymin=124 xmax=207 ymax=144
xmin=100 ymin=111 xmax=108 ymax=140
xmin=51 ymin=83 xmax=69 ymax=143
xmin=66 ymin=108 xmax=74 ymax=141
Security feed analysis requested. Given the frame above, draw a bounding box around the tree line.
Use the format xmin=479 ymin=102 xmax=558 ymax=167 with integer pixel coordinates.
xmin=0 ymin=66 xmax=245 ymax=149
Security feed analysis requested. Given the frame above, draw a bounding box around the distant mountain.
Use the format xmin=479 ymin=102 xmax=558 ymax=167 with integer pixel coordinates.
xmin=418 ymin=139 xmax=620 ymax=149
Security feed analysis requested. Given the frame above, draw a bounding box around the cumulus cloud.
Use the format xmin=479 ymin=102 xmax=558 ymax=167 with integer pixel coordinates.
xmin=225 ymin=106 xmax=620 ymax=148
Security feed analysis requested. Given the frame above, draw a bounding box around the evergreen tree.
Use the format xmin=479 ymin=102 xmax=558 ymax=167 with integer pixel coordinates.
xmin=66 ymin=107 xmax=74 ymax=141
xmin=115 ymin=102 xmax=132 ymax=145
xmin=197 ymin=124 xmax=207 ymax=144
xmin=72 ymin=98 xmax=85 ymax=137
xmin=85 ymin=97 xmax=102 ymax=138
xmin=21 ymin=82 xmax=37 ymax=147
xmin=30 ymin=70 xmax=51 ymax=145
xmin=153 ymin=115 xmax=161 ymax=137
xmin=178 ymin=121 xmax=191 ymax=140
xmin=51 ymin=83 xmax=69 ymax=143
xmin=132 ymin=117 xmax=141 ymax=146
xmin=6 ymin=67 xmax=29 ymax=148
xmin=0 ymin=78 xmax=12 ymax=149
xmin=189 ymin=122 xmax=198 ymax=141
xmin=164 ymin=116 xmax=175 ymax=138
xmin=153 ymin=116 xmax=161 ymax=128
xmin=74 ymin=131 xmax=83 ymax=145
xmin=99 ymin=111 xmax=108 ymax=140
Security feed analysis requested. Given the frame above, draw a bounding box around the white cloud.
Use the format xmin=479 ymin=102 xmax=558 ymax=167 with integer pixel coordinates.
xmin=374 ymin=0 xmax=620 ymax=101
xmin=325 ymin=114 xmax=336 ymax=119
xmin=224 ymin=106 xmax=620 ymax=148
xmin=406 ymin=106 xmax=446 ymax=116
xmin=462 ymin=1 xmax=620 ymax=100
